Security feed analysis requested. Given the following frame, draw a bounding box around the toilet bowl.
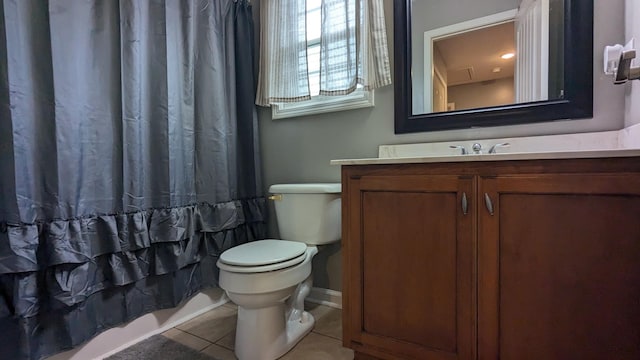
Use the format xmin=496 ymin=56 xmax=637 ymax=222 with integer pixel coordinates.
xmin=217 ymin=183 xmax=341 ymax=360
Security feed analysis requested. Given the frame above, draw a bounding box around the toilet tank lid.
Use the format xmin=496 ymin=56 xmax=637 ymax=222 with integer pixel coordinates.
xmin=269 ymin=183 xmax=341 ymax=194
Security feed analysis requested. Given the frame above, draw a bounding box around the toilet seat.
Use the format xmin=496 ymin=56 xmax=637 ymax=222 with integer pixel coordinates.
xmin=218 ymin=239 xmax=308 ymax=273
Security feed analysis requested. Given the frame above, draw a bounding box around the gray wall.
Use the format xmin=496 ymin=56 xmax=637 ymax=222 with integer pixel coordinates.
xmin=257 ymin=0 xmax=627 ymax=291
xmin=625 ymin=0 xmax=640 ymax=126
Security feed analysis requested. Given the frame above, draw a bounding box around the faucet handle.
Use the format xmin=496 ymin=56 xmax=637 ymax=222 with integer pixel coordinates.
xmin=488 ymin=142 xmax=511 ymax=154
xmin=449 ymin=145 xmax=467 ymax=155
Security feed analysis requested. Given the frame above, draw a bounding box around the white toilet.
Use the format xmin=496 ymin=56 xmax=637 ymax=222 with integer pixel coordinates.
xmin=217 ymin=183 xmax=341 ymax=360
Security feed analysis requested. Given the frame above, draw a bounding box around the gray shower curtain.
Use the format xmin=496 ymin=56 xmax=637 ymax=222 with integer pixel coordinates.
xmin=0 ymin=1 xmax=265 ymax=359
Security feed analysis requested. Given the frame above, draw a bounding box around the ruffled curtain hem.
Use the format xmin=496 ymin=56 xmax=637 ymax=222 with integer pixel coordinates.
xmin=0 ymin=198 xmax=267 ymax=360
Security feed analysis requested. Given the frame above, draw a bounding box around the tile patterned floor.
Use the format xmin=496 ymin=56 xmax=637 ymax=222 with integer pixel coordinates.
xmin=161 ymin=302 xmax=354 ymax=359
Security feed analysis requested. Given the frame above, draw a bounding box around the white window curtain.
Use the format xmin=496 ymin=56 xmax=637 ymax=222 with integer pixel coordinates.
xmin=255 ymin=0 xmax=391 ymax=106
xmin=255 ymin=0 xmax=310 ymax=105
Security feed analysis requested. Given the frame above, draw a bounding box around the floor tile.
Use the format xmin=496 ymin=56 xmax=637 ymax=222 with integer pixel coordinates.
xmin=177 ymin=305 xmax=237 ymax=343
xmin=161 ymin=328 xmax=211 ymax=351
xmin=107 ymin=335 xmax=213 ymax=360
xmin=215 ymin=329 xmax=236 ymax=350
xmin=308 ymin=304 xmax=343 ymax=340
xmin=114 ymin=300 xmax=355 ymax=360
xmin=200 ymin=343 xmax=237 ymax=360
xmin=280 ymin=332 xmax=354 ymax=360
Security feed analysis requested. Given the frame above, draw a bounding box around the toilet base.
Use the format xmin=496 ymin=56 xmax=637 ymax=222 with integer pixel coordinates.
xmin=235 ymin=304 xmax=315 ymax=360
xmin=219 ymin=248 xmax=319 ymax=360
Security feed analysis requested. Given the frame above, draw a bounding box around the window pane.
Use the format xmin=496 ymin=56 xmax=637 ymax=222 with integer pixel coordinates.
xmin=307 ymin=8 xmax=321 ymax=42
xmin=307 ymin=0 xmax=321 ymax=96
xmin=307 ymin=0 xmax=321 ymax=11
xmin=307 ymin=44 xmax=320 ymax=74
xmin=308 ymin=44 xmax=320 ymax=96
xmin=309 ymin=73 xmax=320 ymax=96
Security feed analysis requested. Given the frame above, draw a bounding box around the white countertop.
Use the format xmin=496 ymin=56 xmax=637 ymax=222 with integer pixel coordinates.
xmin=330 ymin=148 xmax=640 ymax=166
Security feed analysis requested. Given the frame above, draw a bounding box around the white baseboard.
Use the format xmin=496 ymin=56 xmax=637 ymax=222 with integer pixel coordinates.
xmin=46 ymin=288 xmax=229 ymax=360
xmin=306 ymin=287 xmax=342 ymax=309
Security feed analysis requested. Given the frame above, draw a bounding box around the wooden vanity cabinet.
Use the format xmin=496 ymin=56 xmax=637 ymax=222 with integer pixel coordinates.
xmin=342 ymin=158 xmax=640 ymax=360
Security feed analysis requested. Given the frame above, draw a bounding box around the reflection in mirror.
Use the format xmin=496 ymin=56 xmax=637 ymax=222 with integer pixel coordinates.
xmin=394 ymin=0 xmax=592 ymax=133
xmin=412 ymin=0 xmax=565 ymax=116
xmin=431 ymin=19 xmax=516 ymax=112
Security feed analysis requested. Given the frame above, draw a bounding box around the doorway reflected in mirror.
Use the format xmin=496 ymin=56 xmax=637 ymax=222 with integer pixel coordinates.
xmin=432 ymin=21 xmax=515 ymax=112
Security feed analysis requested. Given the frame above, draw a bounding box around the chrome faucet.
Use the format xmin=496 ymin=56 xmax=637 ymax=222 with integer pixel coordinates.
xmin=472 ymin=143 xmax=482 ymax=154
xmin=488 ymin=142 xmax=511 ymax=154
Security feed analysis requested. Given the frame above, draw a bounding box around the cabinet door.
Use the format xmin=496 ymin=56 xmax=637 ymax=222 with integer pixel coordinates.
xmin=344 ymin=174 xmax=475 ymax=360
xmin=478 ymin=174 xmax=640 ymax=360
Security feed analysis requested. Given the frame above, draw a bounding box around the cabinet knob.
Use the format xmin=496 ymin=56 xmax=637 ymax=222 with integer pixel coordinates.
xmin=484 ymin=193 xmax=494 ymax=215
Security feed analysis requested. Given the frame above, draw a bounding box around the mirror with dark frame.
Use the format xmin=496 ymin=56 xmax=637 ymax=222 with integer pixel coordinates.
xmin=394 ymin=0 xmax=594 ymax=133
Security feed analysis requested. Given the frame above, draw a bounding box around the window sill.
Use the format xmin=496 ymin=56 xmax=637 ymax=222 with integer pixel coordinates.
xmin=271 ymin=90 xmax=374 ymax=119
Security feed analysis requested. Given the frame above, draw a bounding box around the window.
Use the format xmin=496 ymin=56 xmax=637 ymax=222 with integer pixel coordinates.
xmin=271 ymin=0 xmax=374 ymax=119
xmin=256 ymin=0 xmax=390 ymax=116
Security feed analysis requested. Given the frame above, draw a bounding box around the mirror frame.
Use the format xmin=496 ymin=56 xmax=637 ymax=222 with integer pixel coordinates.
xmin=394 ymin=0 xmax=594 ymax=133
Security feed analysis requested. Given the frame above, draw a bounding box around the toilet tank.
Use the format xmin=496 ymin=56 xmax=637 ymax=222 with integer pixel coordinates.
xmin=268 ymin=183 xmax=341 ymax=245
